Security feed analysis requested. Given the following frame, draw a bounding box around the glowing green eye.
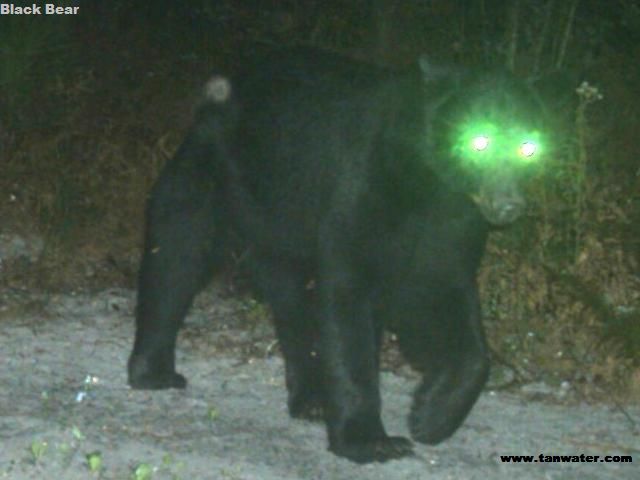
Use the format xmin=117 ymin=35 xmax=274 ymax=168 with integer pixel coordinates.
xmin=471 ymin=135 xmax=490 ymax=151
xmin=519 ymin=141 xmax=537 ymax=157
xmin=453 ymin=119 xmax=544 ymax=167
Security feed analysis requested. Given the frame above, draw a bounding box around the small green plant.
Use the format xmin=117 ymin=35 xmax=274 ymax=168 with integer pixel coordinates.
xmin=87 ymin=451 xmax=103 ymax=473
xmin=132 ymin=463 xmax=153 ymax=480
xmin=72 ymin=425 xmax=85 ymax=440
xmin=30 ymin=440 xmax=48 ymax=463
xmin=208 ymin=406 xmax=219 ymax=421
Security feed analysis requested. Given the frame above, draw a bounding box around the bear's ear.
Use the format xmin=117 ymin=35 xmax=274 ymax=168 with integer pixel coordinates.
xmin=418 ymin=55 xmax=447 ymax=82
xmin=418 ymin=55 xmax=466 ymax=86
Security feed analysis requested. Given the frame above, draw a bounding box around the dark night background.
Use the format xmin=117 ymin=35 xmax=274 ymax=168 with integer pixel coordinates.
xmin=1 ymin=0 xmax=639 ymax=402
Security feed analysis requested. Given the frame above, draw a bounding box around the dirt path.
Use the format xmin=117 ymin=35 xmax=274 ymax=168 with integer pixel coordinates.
xmin=0 ymin=288 xmax=637 ymax=479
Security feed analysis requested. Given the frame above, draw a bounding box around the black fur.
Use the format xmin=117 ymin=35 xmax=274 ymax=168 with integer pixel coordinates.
xmin=128 ymin=48 xmax=543 ymax=463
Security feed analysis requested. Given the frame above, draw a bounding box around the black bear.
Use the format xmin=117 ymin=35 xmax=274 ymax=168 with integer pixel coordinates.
xmin=128 ymin=47 xmax=545 ymax=463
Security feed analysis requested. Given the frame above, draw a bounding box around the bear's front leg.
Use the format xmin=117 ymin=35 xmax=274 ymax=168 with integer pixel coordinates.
xmin=318 ymin=265 xmax=413 ymax=463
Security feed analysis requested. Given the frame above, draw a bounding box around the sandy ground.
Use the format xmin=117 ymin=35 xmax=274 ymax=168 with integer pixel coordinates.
xmin=0 ymin=287 xmax=637 ymax=479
